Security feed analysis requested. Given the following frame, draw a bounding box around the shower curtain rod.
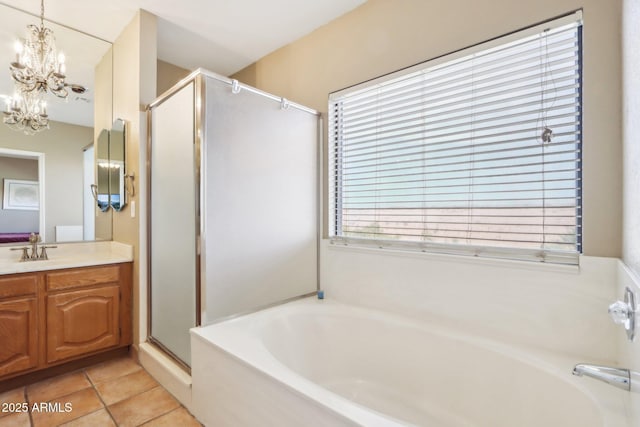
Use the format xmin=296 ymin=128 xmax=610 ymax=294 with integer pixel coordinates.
xmin=149 ymin=68 xmax=320 ymax=116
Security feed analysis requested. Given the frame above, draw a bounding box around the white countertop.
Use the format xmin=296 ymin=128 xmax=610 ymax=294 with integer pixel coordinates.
xmin=0 ymin=241 xmax=133 ymax=275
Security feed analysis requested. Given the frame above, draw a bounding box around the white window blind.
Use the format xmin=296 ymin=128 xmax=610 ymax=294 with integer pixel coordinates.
xmin=329 ymin=12 xmax=583 ymax=264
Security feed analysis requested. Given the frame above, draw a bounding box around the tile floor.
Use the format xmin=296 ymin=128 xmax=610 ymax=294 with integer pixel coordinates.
xmin=0 ymin=357 xmax=202 ymax=427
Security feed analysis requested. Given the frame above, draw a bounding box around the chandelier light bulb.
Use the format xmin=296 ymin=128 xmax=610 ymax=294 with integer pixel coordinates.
xmin=12 ymin=40 xmax=24 ymax=67
xmin=58 ymin=51 xmax=66 ymax=74
xmin=14 ymin=40 xmax=23 ymax=62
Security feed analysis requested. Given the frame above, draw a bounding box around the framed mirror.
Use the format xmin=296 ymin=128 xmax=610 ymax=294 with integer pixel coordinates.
xmin=109 ymin=119 xmax=126 ymax=211
xmin=94 ymin=129 xmax=110 ymax=212
xmin=0 ymin=3 xmax=113 ymax=244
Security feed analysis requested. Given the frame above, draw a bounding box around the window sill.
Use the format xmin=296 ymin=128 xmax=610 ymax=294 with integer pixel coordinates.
xmin=324 ymin=239 xmax=581 ymax=275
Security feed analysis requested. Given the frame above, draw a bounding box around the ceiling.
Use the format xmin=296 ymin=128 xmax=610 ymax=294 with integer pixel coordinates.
xmin=0 ymin=0 xmax=366 ymax=76
xmin=0 ymin=0 xmax=366 ymax=127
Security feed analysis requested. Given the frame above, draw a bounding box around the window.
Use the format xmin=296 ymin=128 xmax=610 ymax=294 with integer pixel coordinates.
xmin=329 ymin=12 xmax=583 ymax=264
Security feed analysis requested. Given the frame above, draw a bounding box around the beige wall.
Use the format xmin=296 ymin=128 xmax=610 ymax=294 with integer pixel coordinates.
xmin=0 ymin=121 xmax=93 ymax=241
xmin=0 ymin=156 xmax=38 ymax=233
xmin=157 ymin=60 xmax=190 ymax=96
xmin=111 ymin=10 xmax=157 ymax=348
xmin=233 ymin=0 xmax=623 ymax=257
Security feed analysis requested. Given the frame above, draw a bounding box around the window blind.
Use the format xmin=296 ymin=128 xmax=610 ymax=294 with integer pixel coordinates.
xmin=329 ymin=13 xmax=582 ymax=264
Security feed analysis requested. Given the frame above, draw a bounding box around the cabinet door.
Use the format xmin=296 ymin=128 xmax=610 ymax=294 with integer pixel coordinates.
xmin=0 ymin=298 xmax=38 ymax=376
xmin=47 ymin=286 xmax=119 ymax=363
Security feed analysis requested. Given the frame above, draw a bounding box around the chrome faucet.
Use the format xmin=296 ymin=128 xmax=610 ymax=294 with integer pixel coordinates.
xmin=572 ymin=364 xmax=632 ymax=391
xmin=29 ymin=232 xmax=39 ymax=257
xmin=10 ymin=233 xmax=56 ymax=261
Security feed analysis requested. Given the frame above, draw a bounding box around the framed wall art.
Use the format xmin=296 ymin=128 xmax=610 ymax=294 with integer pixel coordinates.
xmin=3 ymin=179 xmax=39 ymax=210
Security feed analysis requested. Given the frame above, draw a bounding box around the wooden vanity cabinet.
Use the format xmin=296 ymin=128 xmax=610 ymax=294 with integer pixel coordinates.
xmin=0 ymin=262 xmax=132 ymax=381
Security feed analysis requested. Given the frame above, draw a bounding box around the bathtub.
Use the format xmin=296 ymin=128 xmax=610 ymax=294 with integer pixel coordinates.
xmin=190 ymin=298 xmax=629 ymax=426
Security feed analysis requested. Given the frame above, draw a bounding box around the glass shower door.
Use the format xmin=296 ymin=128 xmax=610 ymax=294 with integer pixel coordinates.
xmin=149 ymin=81 xmax=197 ymax=367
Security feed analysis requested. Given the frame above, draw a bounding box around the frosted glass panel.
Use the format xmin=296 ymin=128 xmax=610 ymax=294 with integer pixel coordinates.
xmin=150 ymin=82 xmax=196 ymax=365
xmin=202 ymin=76 xmax=318 ymax=323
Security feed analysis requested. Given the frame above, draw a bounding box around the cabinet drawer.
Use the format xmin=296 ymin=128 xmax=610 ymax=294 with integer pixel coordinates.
xmin=0 ymin=275 xmax=38 ymax=299
xmin=46 ymin=265 xmax=120 ymax=291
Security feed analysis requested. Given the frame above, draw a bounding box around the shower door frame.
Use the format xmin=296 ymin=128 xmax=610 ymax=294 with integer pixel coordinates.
xmin=146 ymin=70 xmax=204 ymax=372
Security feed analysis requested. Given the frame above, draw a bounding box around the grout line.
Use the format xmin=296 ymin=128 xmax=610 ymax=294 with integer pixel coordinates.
xmin=23 ymin=386 xmax=34 ymax=427
xmin=125 ymin=385 xmax=178 ymax=426
xmin=83 ymin=368 xmax=119 ymax=427
xmin=47 ymin=372 xmax=96 ymax=427
xmin=57 ymin=408 xmax=104 ymax=427
xmin=136 ymin=405 xmax=180 ymax=426
xmin=85 ymin=363 xmax=144 ymax=387
xmin=84 ymin=366 xmax=97 ymax=388
xmin=26 ymin=373 xmax=93 ymax=413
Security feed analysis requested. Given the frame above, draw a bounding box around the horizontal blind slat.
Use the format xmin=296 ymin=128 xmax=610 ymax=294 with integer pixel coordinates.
xmin=342 ymin=111 xmax=579 ymax=146
xmin=340 ymin=130 xmax=581 ymax=158
xmin=339 ymin=160 xmax=581 ymax=183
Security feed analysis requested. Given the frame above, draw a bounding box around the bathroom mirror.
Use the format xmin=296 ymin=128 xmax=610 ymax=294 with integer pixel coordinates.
xmin=0 ymin=3 xmax=113 ymax=244
xmin=109 ymin=119 xmax=126 ymax=211
xmin=95 ymin=129 xmax=110 ymax=212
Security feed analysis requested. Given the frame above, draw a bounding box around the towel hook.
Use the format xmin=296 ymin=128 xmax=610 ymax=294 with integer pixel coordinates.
xmin=124 ymin=172 xmax=135 ymax=197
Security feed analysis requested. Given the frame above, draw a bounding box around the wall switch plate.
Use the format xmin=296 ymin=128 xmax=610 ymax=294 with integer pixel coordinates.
xmin=131 ymin=200 xmax=136 ymax=218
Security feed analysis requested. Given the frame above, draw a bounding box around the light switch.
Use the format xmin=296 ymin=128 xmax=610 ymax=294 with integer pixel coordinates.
xmin=130 ymin=200 xmax=136 ymax=218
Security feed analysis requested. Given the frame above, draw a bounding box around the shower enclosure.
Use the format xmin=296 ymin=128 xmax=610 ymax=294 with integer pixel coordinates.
xmin=147 ymin=69 xmax=319 ymax=368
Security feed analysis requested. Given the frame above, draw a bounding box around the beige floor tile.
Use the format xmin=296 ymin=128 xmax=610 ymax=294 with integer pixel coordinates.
xmin=94 ymin=369 xmax=158 ymax=406
xmin=0 ymin=388 xmax=26 ymax=419
xmin=141 ymin=407 xmax=202 ymax=427
xmin=85 ymin=357 xmax=141 ymax=385
xmin=0 ymin=411 xmax=30 ymax=427
xmin=31 ymin=387 xmax=103 ymax=427
xmin=60 ymin=409 xmax=116 ymax=427
xmin=108 ymin=386 xmax=180 ymax=427
xmin=27 ymin=371 xmax=91 ymax=404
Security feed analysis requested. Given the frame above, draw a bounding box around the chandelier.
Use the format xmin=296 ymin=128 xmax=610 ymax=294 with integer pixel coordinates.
xmin=3 ymin=0 xmax=67 ymax=134
xmin=3 ymin=91 xmax=49 ymax=134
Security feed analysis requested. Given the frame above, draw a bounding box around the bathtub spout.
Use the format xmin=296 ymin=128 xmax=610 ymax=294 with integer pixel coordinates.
xmin=572 ymin=364 xmax=630 ymax=391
